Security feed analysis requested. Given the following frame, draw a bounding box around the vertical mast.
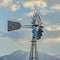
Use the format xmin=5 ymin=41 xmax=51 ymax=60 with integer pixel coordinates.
xmin=29 ymin=37 xmax=39 ymax=60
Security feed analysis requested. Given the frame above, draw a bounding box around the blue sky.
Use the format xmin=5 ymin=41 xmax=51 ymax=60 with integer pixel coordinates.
xmin=0 ymin=0 xmax=60 ymax=57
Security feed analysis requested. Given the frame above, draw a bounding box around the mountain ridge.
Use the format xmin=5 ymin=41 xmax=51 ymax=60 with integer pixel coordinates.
xmin=0 ymin=50 xmax=60 ymax=60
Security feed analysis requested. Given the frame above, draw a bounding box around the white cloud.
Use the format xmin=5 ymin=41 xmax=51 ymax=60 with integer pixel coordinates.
xmin=45 ymin=25 xmax=60 ymax=31
xmin=16 ymin=18 xmax=22 ymax=20
xmin=20 ymin=48 xmax=29 ymax=52
xmin=0 ymin=37 xmax=13 ymax=41
xmin=26 ymin=11 xmax=34 ymax=17
xmin=23 ymin=0 xmax=47 ymax=9
xmin=17 ymin=39 xmax=30 ymax=44
xmin=41 ymin=37 xmax=60 ymax=43
xmin=51 ymin=4 xmax=60 ymax=10
xmin=0 ymin=0 xmax=21 ymax=11
xmin=9 ymin=4 xmax=20 ymax=11
xmin=0 ymin=0 xmax=13 ymax=7
xmin=0 ymin=0 xmax=47 ymax=12
xmin=23 ymin=1 xmax=33 ymax=9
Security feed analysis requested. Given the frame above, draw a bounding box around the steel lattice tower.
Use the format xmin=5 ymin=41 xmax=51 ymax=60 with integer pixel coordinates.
xmin=29 ymin=37 xmax=39 ymax=60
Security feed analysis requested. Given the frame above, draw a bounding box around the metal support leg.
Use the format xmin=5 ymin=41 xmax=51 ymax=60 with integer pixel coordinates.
xmin=29 ymin=37 xmax=39 ymax=60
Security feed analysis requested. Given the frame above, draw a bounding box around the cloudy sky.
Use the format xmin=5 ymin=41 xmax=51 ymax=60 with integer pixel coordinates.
xmin=0 ymin=0 xmax=60 ymax=57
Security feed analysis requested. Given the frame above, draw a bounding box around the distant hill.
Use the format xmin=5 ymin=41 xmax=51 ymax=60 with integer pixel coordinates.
xmin=39 ymin=52 xmax=60 ymax=60
xmin=55 ymin=54 xmax=60 ymax=58
xmin=0 ymin=50 xmax=60 ymax=60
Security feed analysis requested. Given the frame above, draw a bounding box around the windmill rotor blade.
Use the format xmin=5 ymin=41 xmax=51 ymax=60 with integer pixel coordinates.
xmin=8 ymin=21 xmax=21 ymax=31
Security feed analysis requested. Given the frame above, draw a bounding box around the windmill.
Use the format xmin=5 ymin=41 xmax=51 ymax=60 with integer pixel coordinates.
xmin=8 ymin=12 xmax=43 ymax=60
